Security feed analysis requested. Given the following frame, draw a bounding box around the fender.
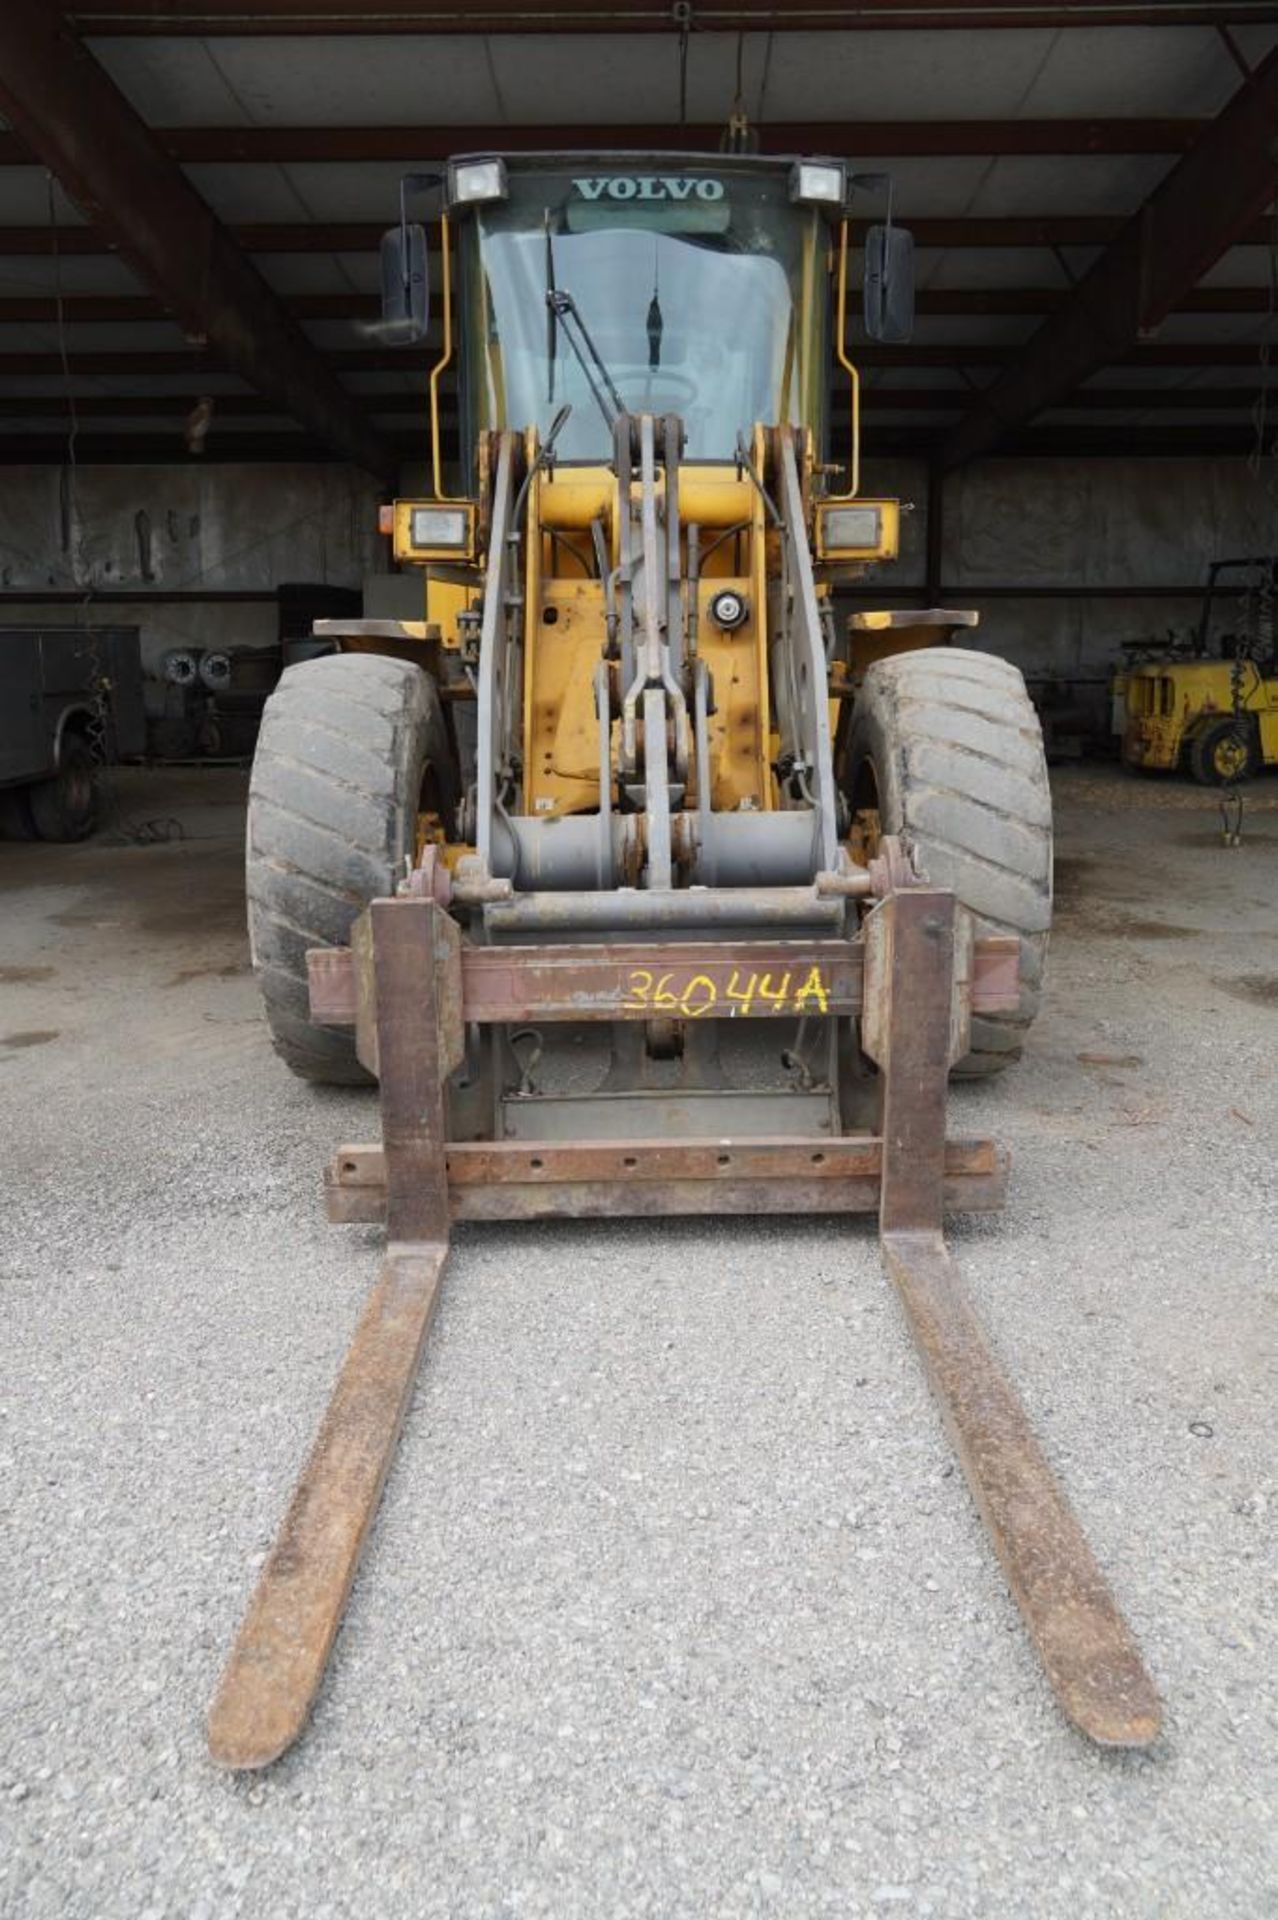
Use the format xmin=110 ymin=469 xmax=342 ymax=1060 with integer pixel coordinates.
xmin=51 ymin=700 xmax=97 ymax=769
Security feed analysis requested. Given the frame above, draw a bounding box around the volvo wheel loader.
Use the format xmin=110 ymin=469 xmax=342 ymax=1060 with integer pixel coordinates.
xmin=208 ymin=153 xmax=1160 ymax=1768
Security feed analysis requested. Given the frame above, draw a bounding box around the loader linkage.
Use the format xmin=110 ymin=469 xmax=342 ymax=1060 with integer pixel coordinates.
xmin=208 ymin=850 xmax=1161 ymax=1770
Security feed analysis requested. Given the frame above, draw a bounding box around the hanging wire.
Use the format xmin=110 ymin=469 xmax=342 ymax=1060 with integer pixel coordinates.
xmin=48 ymin=178 xmax=81 ymax=475
xmin=1217 ymin=202 xmax=1278 ymax=848
xmin=1248 ymin=222 xmax=1278 ymax=659
xmin=48 ymin=173 xmax=108 ymax=772
xmin=673 ymin=0 xmax=692 ymax=128
xmin=44 ymin=174 xmax=184 ymax=844
xmin=720 ymin=29 xmax=758 ymax=154
xmin=1247 ymin=202 xmax=1278 ymax=490
xmin=756 ymin=28 xmax=775 ymax=127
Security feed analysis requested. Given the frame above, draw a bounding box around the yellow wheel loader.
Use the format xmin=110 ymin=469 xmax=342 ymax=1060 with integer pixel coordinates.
xmin=209 ymin=153 xmax=1159 ymax=1768
xmin=1120 ymin=557 xmax=1278 ymax=784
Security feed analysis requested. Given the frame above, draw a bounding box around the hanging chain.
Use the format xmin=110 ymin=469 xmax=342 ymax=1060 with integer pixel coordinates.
xmin=1220 ymin=205 xmax=1278 ymax=846
xmin=49 ymin=174 xmax=111 ymax=772
xmin=1248 ymin=203 xmax=1278 ymax=662
xmin=47 ymin=177 xmax=185 ymax=844
xmin=672 ymin=1 xmax=692 ymax=128
xmin=720 ymin=29 xmax=759 ymax=154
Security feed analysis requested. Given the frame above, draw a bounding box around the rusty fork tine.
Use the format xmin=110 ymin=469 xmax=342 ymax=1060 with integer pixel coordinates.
xmin=869 ymin=885 xmax=1160 ymax=1748
xmin=207 ymin=1242 xmax=448 ymax=1770
xmin=883 ymin=1230 xmax=1161 ymax=1749
xmin=210 ymin=899 xmax=455 ymax=1771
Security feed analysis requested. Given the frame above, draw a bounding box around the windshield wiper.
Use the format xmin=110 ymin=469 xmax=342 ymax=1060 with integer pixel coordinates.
xmin=545 ymin=287 xmax=626 ymax=430
xmin=646 ymin=290 xmax=663 ymax=370
xmin=647 ymin=240 xmax=663 ymax=371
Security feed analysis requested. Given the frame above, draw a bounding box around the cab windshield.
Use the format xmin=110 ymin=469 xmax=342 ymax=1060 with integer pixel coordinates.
xmin=459 ymin=162 xmax=826 ymax=462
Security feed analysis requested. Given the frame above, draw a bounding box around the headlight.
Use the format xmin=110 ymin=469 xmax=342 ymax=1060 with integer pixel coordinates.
xmin=391 ymin=499 xmax=476 ymax=562
xmin=410 ymin=506 xmax=470 ymax=548
xmin=815 ymin=499 xmax=899 ymax=562
xmin=789 ymin=160 xmax=846 ymax=209
xmin=824 ymin=505 xmax=881 ymax=548
xmin=447 ymin=158 xmax=508 ymax=208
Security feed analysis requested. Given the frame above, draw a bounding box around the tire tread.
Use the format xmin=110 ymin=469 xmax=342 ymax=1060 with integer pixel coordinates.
xmin=245 ymin=653 xmax=443 ymax=1083
xmin=847 ymin=647 xmax=1052 ymax=1077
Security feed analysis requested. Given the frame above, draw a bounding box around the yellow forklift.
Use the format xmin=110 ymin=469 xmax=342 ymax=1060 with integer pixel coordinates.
xmin=1120 ymin=557 xmax=1278 ymax=784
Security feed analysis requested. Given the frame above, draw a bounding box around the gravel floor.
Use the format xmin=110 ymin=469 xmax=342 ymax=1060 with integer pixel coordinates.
xmin=1 ymin=763 xmax=1275 ymax=1920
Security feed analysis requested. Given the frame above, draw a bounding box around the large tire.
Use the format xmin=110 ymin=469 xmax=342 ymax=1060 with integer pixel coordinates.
xmin=1188 ymin=716 xmax=1255 ymax=787
xmin=845 ymin=648 xmax=1052 ymax=1078
xmin=246 ymin=652 xmax=452 ymax=1084
xmin=29 ymin=735 xmax=97 ymax=842
xmin=0 ymin=784 xmax=37 ymax=840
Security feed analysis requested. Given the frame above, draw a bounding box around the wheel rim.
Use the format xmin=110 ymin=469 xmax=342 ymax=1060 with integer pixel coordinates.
xmin=849 ymin=805 xmax=882 ymax=865
xmin=65 ymin=760 xmax=93 ymax=819
xmin=848 ymin=755 xmax=883 ymax=864
xmin=1213 ymin=733 xmax=1247 ymax=780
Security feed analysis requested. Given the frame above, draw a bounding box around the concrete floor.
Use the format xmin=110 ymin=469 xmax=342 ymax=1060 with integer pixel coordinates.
xmin=1 ymin=763 xmax=1276 ymax=1920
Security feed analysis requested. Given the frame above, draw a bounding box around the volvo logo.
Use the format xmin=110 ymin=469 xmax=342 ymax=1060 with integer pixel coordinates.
xmin=571 ymin=176 xmax=726 ymax=203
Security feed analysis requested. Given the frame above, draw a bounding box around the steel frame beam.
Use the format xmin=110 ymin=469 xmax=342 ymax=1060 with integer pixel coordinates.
xmin=850 ymin=342 xmax=1278 ymax=368
xmin=0 ymin=293 xmax=376 ymax=322
xmin=3 ymin=386 xmax=1264 ymax=425
xmin=0 ymin=213 xmax=1272 ymax=257
xmin=62 ymin=0 xmax=1278 ymax=31
xmin=940 ymin=45 xmax=1278 ymax=468
xmin=0 ymin=119 xmax=1217 ymax=167
xmin=0 ymin=579 xmax=1243 ymax=607
xmin=0 ymin=1 xmax=396 ymax=482
xmin=4 ymin=286 xmax=1275 ymax=327
xmin=0 ymin=424 xmax=1264 ymax=465
xmin=0 ymin=342 xmax=1268 ymax=381
xmin=854 ymin=386 xmax=1274 ymax=412
xmin=0 ymin=392 xmax=429 ymax=418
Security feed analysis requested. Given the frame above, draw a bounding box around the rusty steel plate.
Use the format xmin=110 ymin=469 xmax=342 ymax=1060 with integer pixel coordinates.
xmin=308 ymin=933 xmax=1021 ymax=1028
xmin=322 ymin=1136 xmax=1009 ymax=1224
xmin=462 ymin=939 xmax=861 ymax=1022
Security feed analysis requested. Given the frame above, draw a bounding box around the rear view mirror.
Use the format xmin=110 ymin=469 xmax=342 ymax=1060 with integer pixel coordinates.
xmin=864 ymin=223 xmax=915 ymax=344
xmin=376 ymin=222 xmax=429 ymax=343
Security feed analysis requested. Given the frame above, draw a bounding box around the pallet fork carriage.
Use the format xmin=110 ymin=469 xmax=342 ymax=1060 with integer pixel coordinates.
xmin=208 ymin=847 xmax=1161 ymax=1770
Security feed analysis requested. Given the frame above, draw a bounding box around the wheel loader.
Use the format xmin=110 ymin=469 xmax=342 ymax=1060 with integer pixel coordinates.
xmin=208 ymin=152 xmax=1160 ymax=1768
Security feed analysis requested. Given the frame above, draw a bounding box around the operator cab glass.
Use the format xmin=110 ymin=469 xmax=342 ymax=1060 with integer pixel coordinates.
xmin=456 ymin=158 xmax=829 ymax=464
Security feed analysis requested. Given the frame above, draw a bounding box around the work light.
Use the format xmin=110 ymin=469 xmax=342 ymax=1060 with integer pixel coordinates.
xmin=386 ymin=499 xmax=477 ymax=561
xmin=410 ymin=506 xmax=470 ymax=548
xmin=823 ymin=505 xmax=881 ymax=547
xmin=789 ymin=160 xmax=846 ymax=209
xmin=815 ymin=499 xmax=899 ymax=562
xmin=447 ymin=158 xmax=508 ymax=208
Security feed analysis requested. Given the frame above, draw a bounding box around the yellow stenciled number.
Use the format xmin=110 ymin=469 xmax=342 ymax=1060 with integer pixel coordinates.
xmin=724 ymin=969 xmax=757 ymax=1016
xmin=625 ymin=963 xmax=829 ymax=1017
xmin=624 ymin=968 xmax=654 ymax=1011
xmin=653 ymin=973 xmax=681 ymax=1010
xmin=754 ymin=971 xmax=793 ymax=1012
xmin=679 ymin=974 xmax=718 ymax=1018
